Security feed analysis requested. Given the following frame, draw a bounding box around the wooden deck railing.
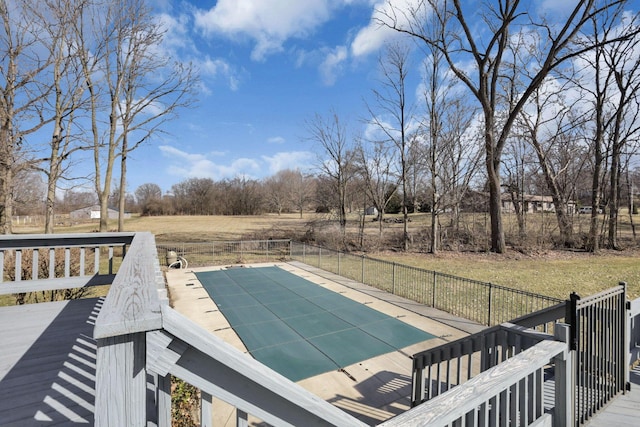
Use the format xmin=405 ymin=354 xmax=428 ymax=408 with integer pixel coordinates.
xmin=5 ymin=233 xmax=634 ymax=427
xmin=410 ymin=323 xmax=558 ymax=407
xmin=381 ymin=338 xmax=570 ymax=427
xmin=0 ymin=232 xmax=134 ymax=297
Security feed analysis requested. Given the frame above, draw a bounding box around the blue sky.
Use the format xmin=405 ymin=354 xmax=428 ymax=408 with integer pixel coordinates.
xmin=121 ymin=0 xmax=639 ymax=194
xmin=124 ymin=0 xmax=410 ymax=193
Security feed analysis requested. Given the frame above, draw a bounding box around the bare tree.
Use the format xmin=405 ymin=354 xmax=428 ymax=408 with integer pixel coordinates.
xmin=416 ymin=12 xmax=481 ymax=252
xmin=603 ymin=16 xmax=640 ymax=249
xmin=135 ymin=182 xmax=161 ymax=204
xmin=515 ymin=80 xmax=591 ymax=246
xmin=13 ymin=169 xmax=46 ymax=215
xmin=171 ymin=178 xmax=215 ymax=215
xmin=225 ymin=176 xmax=264 ymax=216
xmin=367 ymin=42 xmax=415 ymax=251
xmin=0 ymin=0 xmax=53 ymax=233
xmin=21 ymin=0 xmax=91 ymax=234
xmin=354 ymin=139 xmax=398 ymax=236
xmin=381 ymin=0 xmax=639 ymax=253
xmin=574 ymin=5 xmax=640 ymax=251
xmin=307 ymin=111 xmax=355 ymax=238
xmin=72 ymin=0 xmax=196 ymax=232
xmin=290 ymin=170 xmax=315 ymax=218
xmin=264 ymin=170 xmax=293 ymax=215
xmin=114 ymin=0 xmax=197 ymax=231
xmin=60 ymin=188 xmax=97 ymax=213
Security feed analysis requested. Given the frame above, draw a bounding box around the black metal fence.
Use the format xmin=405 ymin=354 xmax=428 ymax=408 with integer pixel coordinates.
xmin=290 ymin=241 xmax=563 ymax=327
xmin=156 ymin=239 xmax=563 ymax=329
xmin=157 ymin=240 xmax=291 ymax=267
xmin=569 ymin=284 xmax=628 ymax=426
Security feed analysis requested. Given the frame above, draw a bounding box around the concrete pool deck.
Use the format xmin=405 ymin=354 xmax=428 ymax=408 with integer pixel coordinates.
xmin=165 ymin=262 xmax=485 ymax=426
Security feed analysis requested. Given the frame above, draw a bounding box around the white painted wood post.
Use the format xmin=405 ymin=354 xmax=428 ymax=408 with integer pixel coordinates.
xmin=157 ymin=374 xmax=172 ymax=427
xmin=95 ymin=333 xmax=148 ymax=427
xmin=554 ymin=323 xmax=573 ymax=427
xmin=201 ymin=391 xmax=213 ymax=427
xmin=15 ymin=249 xmax=21 ymax=281
xmin=237 ymin=409 xmax=248 ymax=427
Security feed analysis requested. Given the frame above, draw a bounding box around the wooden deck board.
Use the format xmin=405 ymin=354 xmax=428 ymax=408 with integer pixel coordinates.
xmin=0 ymin=298 xmax=100 ymax=426
xmin=586 ymin=366 xmax=640 ymax=426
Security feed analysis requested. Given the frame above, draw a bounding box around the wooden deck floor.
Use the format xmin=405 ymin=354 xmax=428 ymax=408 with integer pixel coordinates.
xmin=0 ymin=298 xmax=102 ymax=426
xmin=586 ymin=365 xmax=640 ymax=426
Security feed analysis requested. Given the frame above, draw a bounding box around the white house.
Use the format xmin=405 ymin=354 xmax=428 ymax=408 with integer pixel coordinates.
xmin=70 ymin=205 xmax=129 ymax=220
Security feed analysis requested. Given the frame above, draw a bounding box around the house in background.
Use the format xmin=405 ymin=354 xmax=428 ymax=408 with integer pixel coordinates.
xmin=501 ymin=194 xmax=576 ymax=215
xmin=70 ymin=205 xmax=130 ymax=220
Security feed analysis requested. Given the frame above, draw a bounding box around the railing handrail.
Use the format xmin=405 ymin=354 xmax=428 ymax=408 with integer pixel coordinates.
xmin=0 ymin=232 xmax=135 ymax=250
xmin=154 ymin=304 xmax=366 ymax=427
xmin=94 ymin=232 xmax=163 ymax=339
xmin=412 ymin=322 xmax=553 ymax=363
xmin=381 ymin=340 xmax=567 ymax=426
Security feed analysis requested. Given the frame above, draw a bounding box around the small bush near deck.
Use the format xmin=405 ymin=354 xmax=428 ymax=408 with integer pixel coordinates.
xmin=171 ymin=376 xmax=199 ymax=427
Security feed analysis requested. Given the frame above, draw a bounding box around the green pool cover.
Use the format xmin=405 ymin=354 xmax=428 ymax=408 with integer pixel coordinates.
xmin=196 ymin=266 xmax=435 ymax=381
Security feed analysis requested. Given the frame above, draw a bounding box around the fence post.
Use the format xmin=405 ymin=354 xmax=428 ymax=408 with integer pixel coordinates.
xmin=621 ymin=281 xmax=630 ymax=392
xmin=303 ymin=242 xmax=306 ymax=263
xmin=431 ymin=271 xmax=437 ymax=308
xmin=361 ymin=255 xmax=365 ymax=283
xmin=487 ymin=283 xmax=493 ymax=326
xmin=266 ymin=240 xmax=269 ymax=261
xmin=567 ymin=292 xmax=580 ymax=351
xmin=338 ymin=251 xmax=341 ymax=276
xmin=319 ymin=247 xmax=322 ymax=268
xmin=392 ymin=262 xmax=396 ymax=295
xmin=554 ymin=323 xmax=574 ymax=427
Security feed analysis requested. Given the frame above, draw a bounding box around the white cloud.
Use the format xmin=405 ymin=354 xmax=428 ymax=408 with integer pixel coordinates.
xmin=157 ymin=12 xmax=192 ymax=52
xmin=159 ymin=146 xmax=313 ymax=180
xmin=159 ymin=145 xmax=260 ymax=180
xmin=319 ymin=45 xmax=348 ymax=85
xmin=194 ymin=0 xmax=334 ymax=61
xmin=197 ymin=57 xmax=242 ymax=91
xmin=350 ymin=0 xmax=425 ymax=58
xmin=261 ymin=151 xmax=314 ymax=174
xmin=267 ymin=136 xmax=286 ymax=144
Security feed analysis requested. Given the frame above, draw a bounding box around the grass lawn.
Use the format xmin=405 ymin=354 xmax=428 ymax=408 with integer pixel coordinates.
xmin=375 ymin=250 xmax=640 ymax=300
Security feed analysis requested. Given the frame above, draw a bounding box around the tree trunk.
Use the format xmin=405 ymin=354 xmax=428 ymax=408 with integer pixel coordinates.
xmin=627 ymin=166 xmax=636 ymax=241
xmin=607 ymin=152 xmax=620 ymax=249
xmin=0 ymin=167 xmax=13 ymax=234
xmin=509 ymin=188 xmax=525 ymax=237
xmin=487 ymin=153 xmax=505 ymax=253
xmin=430 ymin=210 xmax=438 ymax=254
xmin=118 ymin=147 xmax=127 ymax=232
xmin=588 ymin=157 xmax=602 ymax=252
xmin=44 ymin=171 xmax=57 ymax=234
